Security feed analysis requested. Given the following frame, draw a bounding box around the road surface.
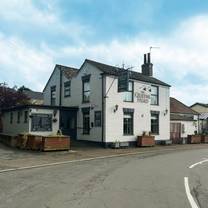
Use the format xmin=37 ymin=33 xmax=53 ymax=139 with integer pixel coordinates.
xmin=0 ymin=147 xmax=208 ymax=208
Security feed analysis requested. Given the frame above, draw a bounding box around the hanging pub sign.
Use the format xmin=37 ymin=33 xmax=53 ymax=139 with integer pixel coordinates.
xmin=118 ymin=70 xmax=129 ymax=92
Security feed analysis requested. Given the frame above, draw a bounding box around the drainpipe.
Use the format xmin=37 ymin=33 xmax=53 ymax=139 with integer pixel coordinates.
xmin=101 ymin=74 xmax=105 ymax=147
xmin=59 ymin=67 xmax=63 ymax=106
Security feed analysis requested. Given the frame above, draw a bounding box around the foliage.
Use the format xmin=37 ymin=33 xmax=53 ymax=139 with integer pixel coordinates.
xmin=0 ymin=84 xmax=30 ymax=110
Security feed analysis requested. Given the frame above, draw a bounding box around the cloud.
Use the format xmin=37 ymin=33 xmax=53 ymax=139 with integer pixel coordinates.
xmin=0 ymin=0 xmax=90 ymax=42
xmin=57 ymin=15 xmax=208 ymax=105
xmin=0 ymin=33 xmax=54 ymax=90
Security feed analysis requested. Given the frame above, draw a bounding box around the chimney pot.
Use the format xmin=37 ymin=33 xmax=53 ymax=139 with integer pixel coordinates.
xmin=144 ymin=54 xmax=147 ymax=64
xmin=147 ymin=53 xmax=151 ymax=63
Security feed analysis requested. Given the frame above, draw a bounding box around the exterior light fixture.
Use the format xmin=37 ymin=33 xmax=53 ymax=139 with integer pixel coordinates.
xmin=114 ymin=104 xmax=119 ymax=113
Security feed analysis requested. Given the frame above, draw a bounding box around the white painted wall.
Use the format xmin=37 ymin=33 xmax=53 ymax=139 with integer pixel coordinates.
xmin=2 ymin=110 xmax=29 ymax=135
xmin=43 ymin=62 xmax=170 ymax=144
xmin=28 ymin=108 xmax=60 ymax=136
xmin=104 ymin=75 xmax=170 ymax=143
xmin=2 ymin=108 xmax=60 ymax=136
xmin=170 ymin=120 xmax=197 ymax=137
xmin=44 ymin=66 xmax=61 ymax=106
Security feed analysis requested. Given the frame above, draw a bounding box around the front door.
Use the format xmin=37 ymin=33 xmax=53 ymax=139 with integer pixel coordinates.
xmin=60 ymin=110 xmax=77 ymax=140
xmin=170 ymin=123 xmax=181 ymax=143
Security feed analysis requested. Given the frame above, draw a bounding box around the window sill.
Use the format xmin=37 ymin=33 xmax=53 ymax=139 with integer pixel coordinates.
xmin=123 ymin=134 xmax=134 ymax=136
xmin=150 ymin=104 xmax=159 ymax=106
xmin=123 ymin=101 xmax=134 ymax=103
xmin=151 ymin=133 xmax=159 ymax=135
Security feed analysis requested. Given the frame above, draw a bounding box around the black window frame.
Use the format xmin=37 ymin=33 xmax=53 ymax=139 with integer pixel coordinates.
xmin=31 ymin=114 xmax=52 ymax=132
xmin=123 ymin=81 xmax=134 ymax=102
xmin=82 ymin=75 xmax=91 ymax=103
xmin=151 ymin=111 xmax=159 ymax=135
xmin=151 ymin=85 xmax=159 ymax=105
xmin=17 ymin=111 xmax=21 ymax=123
xmin=82 ymin=110 xmax=90 ymax=134
xmin=123 ymin=108 xmax=134 ymax=135
xmin=24 ymin=111 xmax=28 ymax=123
xmin=51 ymin=86 xmax=56 ymax=106
xmin=10 ymin=112 xmax=13 ymax=124
xmin=94 ymin=111 xmax=102 ymax=127
xmin=64 ymin=81 xmax=71 ymax=97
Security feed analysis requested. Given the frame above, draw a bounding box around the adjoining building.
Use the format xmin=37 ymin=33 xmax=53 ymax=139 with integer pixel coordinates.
xmin=191 ymin=103 xmax=208 ymax=134
xmin=43 ymin=54 xmax=171 ymax=147
xmin=1 ymin=105 xmax=78 ymax=137
xmin=170 ymin=97 xmax=198 ymax=143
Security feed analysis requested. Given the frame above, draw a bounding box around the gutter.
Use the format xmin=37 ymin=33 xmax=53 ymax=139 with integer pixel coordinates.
xmin=101 ymin=74 xmax=105 ymax=146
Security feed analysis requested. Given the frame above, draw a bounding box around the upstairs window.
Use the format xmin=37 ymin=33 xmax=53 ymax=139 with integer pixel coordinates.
xmin=51 ymin=86 xmax=56 ymax=106
xmin=123 ymin=81 xmax=134 ymax=102
xmin=64 ymin=81 xmax=71 ymax=97
xmin=82 ymin=75 xmax=91 ymax=103
xmin=151 ymin=85 xmax=159 ymax=105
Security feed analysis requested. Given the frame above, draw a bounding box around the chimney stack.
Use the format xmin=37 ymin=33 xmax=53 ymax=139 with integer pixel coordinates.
xmin=142 ymin=53 xmax=153 ymax=76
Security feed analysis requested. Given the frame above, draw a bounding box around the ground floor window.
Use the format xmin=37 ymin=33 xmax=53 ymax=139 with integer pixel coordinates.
xmin=123 ymin=112 xmax=134 ymax=135
xmin=31 ymin=114 xmax=52 ymax=132
xmin=94 ymin=111 xmax=102 ymax=127
xmin=151 ymin=112 xmax=159 ymax=134
xmin=83 ymin=111 xmax=90 ymax=134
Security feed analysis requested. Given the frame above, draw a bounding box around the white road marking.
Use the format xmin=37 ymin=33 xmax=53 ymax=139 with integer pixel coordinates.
xmin=184 ymin=177 xmax=199 ymax=208
xmin=189 ymin=159 xmax=208 ymax=169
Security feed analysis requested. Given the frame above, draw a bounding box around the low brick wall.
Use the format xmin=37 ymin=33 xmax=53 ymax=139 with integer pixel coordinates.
xmin=187 ymin=135 xmax=201 ymax=144
xmin=201 ymin=135 xmax=208 ymax=143
xmin=137 ymin=136 xmax=155 ymax=147
xmin=0 ymin=134 xmax=17 ymax=147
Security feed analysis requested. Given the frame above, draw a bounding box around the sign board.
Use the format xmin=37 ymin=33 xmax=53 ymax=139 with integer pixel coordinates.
xmin=134 ymin=92 xmax=151 ymax=103
xmin=118 ymin=70 xmax=129 ymax=92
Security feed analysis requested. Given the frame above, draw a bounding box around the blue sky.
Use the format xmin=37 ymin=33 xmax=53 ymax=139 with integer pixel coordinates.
xmin=0 ymin=0 xmax=208 ymax=105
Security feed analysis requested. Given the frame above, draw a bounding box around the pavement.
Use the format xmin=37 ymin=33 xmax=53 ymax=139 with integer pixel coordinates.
xmin=0 ymin=143 xmax=208 ymax=207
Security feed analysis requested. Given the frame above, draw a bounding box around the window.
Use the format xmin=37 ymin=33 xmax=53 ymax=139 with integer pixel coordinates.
xmin=151 ymin=85 xmax=159 ymax=105
xmin=82 ymin=75 xmax=91 ymax=103
xmin=82 ymin=109 xmax=90 ymax=134
xmin=64 ymin=81 xmax=71 ymax=97
xmin=123 ymin=81 xmax=134 ymax=102
xmin=123 ymin=109 xmax=134 ymax=135
xmin=51 ymin=86 xmax=56 ymax=106
xmin=94 ymin=111 xmax=102 ymax=127
xmin=10 ymin=112 xmax=13 ymax=124
xmin=24 ymin=111 xmax=28 ymax=123
xmin=151 ymin=112 xmax=159 ymax=134
xmin=17 ymin=111 xmax=21 ymax=123
xmin=31 ymin=114 xmax=52 ymax=132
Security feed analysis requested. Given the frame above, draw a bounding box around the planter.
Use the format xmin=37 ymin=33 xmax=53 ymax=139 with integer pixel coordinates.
xmin=0 ymin=134 xmax=17 ymax=147
xmin=137 ymin=135 xmax=155 ymax=147
xmin=42 ymin=136 xmax=70 ymax=151
xmin=26 ymin=135 xmax=43 ymax=150
xmin=16 ymin=134 xmax=29 ymax=149
xmin=187 ymin=135 xmax=201 ymax=144
xmin=201 ymin=135 xmax=208 ymax=143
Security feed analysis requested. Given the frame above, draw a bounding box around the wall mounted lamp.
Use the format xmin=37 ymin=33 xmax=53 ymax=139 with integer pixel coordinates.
xmin=114 ymin=104 xmax=119 ymax=113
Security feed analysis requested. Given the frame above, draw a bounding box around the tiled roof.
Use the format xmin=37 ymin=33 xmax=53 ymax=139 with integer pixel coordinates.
xmin=85 ymin=59 xmax=171 ymax=87
xmin=22 ymin=89 xmax=43 ymax=100
xmin=190 ymin=102 xmax=208 ymax=108
xmin=170 ymin=97 xmax=198 ymax=115
xmin=170 ymin=114 xmax=195 ymax=121
xmin=57 ymin=64 xmax=78 ymax=79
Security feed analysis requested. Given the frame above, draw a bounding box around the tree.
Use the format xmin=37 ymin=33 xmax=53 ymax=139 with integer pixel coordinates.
xmin=0 ymin=83 xmax=30 ymax=110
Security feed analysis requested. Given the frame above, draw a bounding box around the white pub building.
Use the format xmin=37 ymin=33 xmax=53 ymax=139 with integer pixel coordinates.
xmin=43 ymin=53 xmax=171 ymax=147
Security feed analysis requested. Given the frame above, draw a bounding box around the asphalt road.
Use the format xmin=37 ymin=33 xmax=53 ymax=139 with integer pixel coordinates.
xmin=0 ymin=148 xmax=208 ymax=208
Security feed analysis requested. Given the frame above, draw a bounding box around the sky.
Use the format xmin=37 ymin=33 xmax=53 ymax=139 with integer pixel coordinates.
xmin=0 ymin=0 xmax=208 ymax=105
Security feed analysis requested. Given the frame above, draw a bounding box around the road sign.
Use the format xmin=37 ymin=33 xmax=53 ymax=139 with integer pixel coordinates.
xmin=118 ymin=70 xmax=129 ymax=92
